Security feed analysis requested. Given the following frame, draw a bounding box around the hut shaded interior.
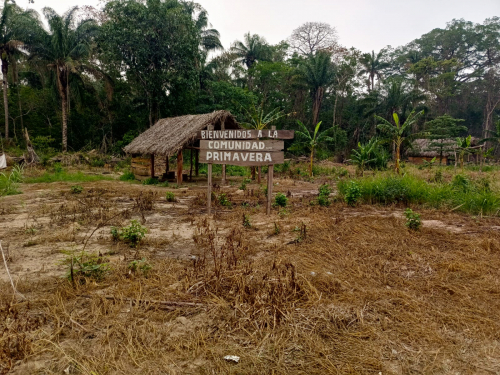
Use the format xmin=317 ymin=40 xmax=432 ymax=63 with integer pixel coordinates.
xmin=123 ymin=110 xmax=240 ymax=183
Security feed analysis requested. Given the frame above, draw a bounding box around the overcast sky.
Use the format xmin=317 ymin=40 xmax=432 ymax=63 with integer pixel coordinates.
xmin=20 ymin=0 xmax=500 ymax=52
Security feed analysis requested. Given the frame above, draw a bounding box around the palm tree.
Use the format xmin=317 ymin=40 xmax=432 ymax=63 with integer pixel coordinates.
xmin=230 ymin=33 xmax=270 ymax=69
xmin=289 ymin=120 xmax=333 ymax=177
xmin=376 ymin=110 xmax=424 ymax=174
xmin=28 ymin=7 xmax=102 ymax=151
xmin=300 ymin=51 xmax=335 ymax=125
xmin=0 ymin=0 xmax=37 ymax=139
xmin=359 ymin=50 xmax=389 ymax=92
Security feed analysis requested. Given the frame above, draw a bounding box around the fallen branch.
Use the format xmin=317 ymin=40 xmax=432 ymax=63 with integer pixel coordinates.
xmin=1 ymin=240 xmax=26 ymax=300
xmin=78 ymin=294 xmax=205 ymax=310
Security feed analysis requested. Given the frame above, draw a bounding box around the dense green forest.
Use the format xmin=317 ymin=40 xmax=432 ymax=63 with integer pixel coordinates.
xmin=0 ymin=0 xmax=499 ymax=158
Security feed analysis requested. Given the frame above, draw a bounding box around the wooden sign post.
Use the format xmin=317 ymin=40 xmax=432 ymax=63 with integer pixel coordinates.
xmin=198 ymin=125 xmax=293 ymax=216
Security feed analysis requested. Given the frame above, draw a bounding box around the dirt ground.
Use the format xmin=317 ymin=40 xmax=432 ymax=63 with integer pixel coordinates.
xmin=1 ymin=173 xmax=500 ymax=374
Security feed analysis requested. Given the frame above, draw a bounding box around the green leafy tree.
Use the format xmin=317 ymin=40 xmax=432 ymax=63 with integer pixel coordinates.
xmin=359 ymin=50 xmax=389 ymax=92
xmin=376 ymin=110 xmax=424 ymax=174
xmin=425 ymin=114 xmax=466 ymax=164
xmin=289 ymin=120 xmax=333 ymax=177
xmin=102 ymin=0 xmax=200 ymax=126
xmin=0 ymin=0 xmax=37 ymax=139
xmin=28 ymin=7 xmax=103 ymax=151
xmin=299 ymin=51 xmax=335 ymax=125
xmin=230 ymin=33 xmax=271 ymax=69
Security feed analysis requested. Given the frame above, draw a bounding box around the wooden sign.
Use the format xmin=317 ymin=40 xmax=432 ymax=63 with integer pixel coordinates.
xmin=199 ymin=150 xmax=284 ymax=166
xmin=197 ymin=129 xmax=294 ymax=140
xmin=202 ymin=126 xmax=293 ymax=217
xmin=200 ymin=139 xmax=284 ymax=151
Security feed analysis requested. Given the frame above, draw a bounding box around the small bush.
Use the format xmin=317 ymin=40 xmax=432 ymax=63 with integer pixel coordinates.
xmin=142 ymin=177 xmax=159 ymax=185
xmin=70 ymin=185 xmax=83 ymax=194
xmin=317 ymin=183 xmax=332 ymax=207
xmin=337 ymin=168 xmax=349 ymax=178
xmin=111 ymin=220 xmax=147 ymax=247
xmin=405 ymin=208 xmax=421 ymax=230
xmin=239 ymin=181 xmax=247 ymax=191
xmin=344 ymin=181 xmax=361 ymax=206
xmin=165 ymin=191 xmax=176 ymax=202
xmin=218 ymin=193 xmax=232 ymax=207
xmin=274 ymin=192 xmax=288 ymax=207
xmin=120 ymin=170 xmax=136 ymax=181
xmin=128 ymin=258 xmax=152 ymax=276
xmin=63 ymin=251 xmax=110 ymax=284
xmin=90 ymin=158 xmax=106 ymax=167
xmin=0 ymin=165 xmax=23 ymax=196
xmin=242 ymin=213 xmax=251 ymax=228
xmin=53 ymin=163 xmax=63 ymax=174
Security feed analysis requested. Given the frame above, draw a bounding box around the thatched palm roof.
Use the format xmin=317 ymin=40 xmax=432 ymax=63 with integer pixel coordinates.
xmin=407 ymin=138 xmax=479 ymax=157
xmin=123 ymin=110 xmax=240 ymax=156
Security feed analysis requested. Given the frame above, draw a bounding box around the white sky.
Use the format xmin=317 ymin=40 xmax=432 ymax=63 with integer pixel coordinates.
xmin=20 ymin=0 xmax=500 ymax=53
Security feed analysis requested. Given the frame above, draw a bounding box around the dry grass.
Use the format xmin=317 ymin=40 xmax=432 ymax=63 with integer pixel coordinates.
xmin=1 ymin=179 xmax=500 ymax=374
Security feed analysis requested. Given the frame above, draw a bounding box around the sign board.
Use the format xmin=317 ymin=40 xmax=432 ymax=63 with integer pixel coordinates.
xmin=199 ymin=150 xmax=284 ymax=166
xmin=197 ymin=129 xmax=294 ymax=140
xmin=198 ymin=126 xmax=293 ymax=216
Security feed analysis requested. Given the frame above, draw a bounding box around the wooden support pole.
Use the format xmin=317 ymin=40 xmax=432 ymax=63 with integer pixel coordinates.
xmin=207 ymin=125 xmax=213 ymax=216
xmin=195 ymin=149 xmax=199 ymax=177
xmin=190 ymin=149 xmax=193 ymax=181
xmin=267 ymin=126 xmax=275 ymax=215
xmin=177 ymin=150 xmax=183 ymax=185
xmin=166 ymin=156 xmax=169 ymax=173
xmin=150 ymin=154 xmax=155 ymax=178
xmin=221 ymin=121 xmax=226 ymax=185
xmin=258 ymin=166 xmax=261 ymax=184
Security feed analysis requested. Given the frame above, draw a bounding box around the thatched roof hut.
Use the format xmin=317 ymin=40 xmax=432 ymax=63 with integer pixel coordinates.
xmin=124 ymin=110 xmax=239 ymax=157
xmin=124 ymin=110 xmax=240 ymax=184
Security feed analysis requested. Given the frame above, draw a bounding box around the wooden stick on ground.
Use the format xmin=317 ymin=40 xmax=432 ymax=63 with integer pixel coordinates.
xmin=1 ymin=241 xmax=26 ymax=300
xmin=78 ymin=294 xmax=205 ymax=311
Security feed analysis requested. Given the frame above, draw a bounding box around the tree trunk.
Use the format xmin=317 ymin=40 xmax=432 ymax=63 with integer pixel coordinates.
xmin=57 ymin=69 xmax=69 ymax=152
xmin=309 ymin=148 xmax=314 ymax=177
xmin=395 ymin=141 xmax=401 ymax=175
xmin=2 ymin=57 xmax=9 ymax=140
xmin=312 ymin=87 xmax=324 ymax=125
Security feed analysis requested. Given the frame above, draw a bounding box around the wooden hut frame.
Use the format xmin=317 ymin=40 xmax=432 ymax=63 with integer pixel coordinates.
xmin=123 ymin=111 xmax=240 ymax=184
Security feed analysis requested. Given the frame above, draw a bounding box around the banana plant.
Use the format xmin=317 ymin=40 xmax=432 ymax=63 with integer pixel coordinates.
xmin=350 ymin=138 xmax=378 ymax=176
xmin=289 ymin=120 xmax=333 ymax=177
xmin=456 ymin=135 xmax=472 ymax=170
xmin=376 ymin=110 xmax=424 ymax=174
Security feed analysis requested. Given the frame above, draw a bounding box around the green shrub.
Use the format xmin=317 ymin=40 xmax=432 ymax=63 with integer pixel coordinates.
xmin=120 ymin=170 xmax=136 ymax=181
xmin=405 ymin=208 xmax=421 ymax=230
xmin=317 ymin=183 xmax=332 ymax=207
xmin=70 ymin=185 xmax=83 ymax=194
xmin=242 ymin=213 xmax=251 ymax=228
xmin=142 ymin=177 xmax=159 ymax=185
xmin=90 ymin=157 xmax=106 ymax=167
xmin=0 ymin=165 xmax=23 ymax=197
xmin=166 ymin=191 xmax=176 ymax=202
xmin=274 ymin=192 xmax=288 ymax=207
xmin=111 ymin=220 xmax=147 ymax=247
xmin=63 ymin=251 xmax=110 ymax=284
xmin=218 ymin=193 xmax=232 ymax=207
xmin=239 ymin=181 xmax=247 ymax=191
xmin=344 ymin=181 xmax=361 ymax=206
xmin=128 ymin=258 xmax=152 ymax=276
xmin=53 ymin=163 xmax=63 ymax=174
xmin=337 ymin=168 xmax=349 ymax=178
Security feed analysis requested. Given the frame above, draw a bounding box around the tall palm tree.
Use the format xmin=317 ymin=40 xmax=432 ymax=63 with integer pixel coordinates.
xmin=230 ymin=33 xmax=270 ymax=69
xmin=28 ymin=7 xmax=102 ymax=151
xmin=300 ymin=51 xmax=335 ymax=125
xmin=359 ymin=50 xmax=389 ymax=92
xmin=0 ymin=0 xmax=37 ymax=139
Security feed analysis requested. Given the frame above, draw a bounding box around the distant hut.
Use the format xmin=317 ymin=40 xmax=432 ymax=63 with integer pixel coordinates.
xmin=124 ymin=110 xmax=240 ymax=184
xmin=407 ymin=138 xmax=481 ymax=165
